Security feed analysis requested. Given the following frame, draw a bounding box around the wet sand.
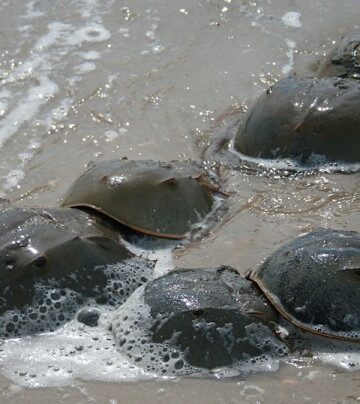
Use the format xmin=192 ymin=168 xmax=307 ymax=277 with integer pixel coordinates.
xmin=0 ymin=0 xmax=359 ymax=402
xmin=1 ymin=365 xmax=360 ymax=403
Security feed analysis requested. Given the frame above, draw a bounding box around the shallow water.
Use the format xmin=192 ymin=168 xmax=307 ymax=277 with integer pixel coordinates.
xmin=0 ymin=0 xmax=360 ymax=402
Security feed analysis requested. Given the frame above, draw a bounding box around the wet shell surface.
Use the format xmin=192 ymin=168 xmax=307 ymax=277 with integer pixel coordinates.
xmin=250 ymin=229 xmax=360 ymax=341
xmin=0 ymin=206 xmax=134 ymax=313
xmin=62 ymin=159 xmax=220 ymax=239
xmin=317 ymin=32 xmax=360 ymax=80
xmin=111 ymin=266 xmax=288 ymax=374
xmin=234 ymin=77 xmax=360 ymax=165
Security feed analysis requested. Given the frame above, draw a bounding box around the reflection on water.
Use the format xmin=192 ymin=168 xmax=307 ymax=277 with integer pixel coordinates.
xmin=0 ymin=0 xmax=359 ymax=401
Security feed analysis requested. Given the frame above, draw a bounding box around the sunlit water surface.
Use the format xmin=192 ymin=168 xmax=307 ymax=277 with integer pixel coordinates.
xmin=0 ymin=0 xmax=359 ymax=402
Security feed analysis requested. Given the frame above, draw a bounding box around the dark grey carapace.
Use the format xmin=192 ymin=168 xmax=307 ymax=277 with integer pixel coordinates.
xmin=111 ymin=266 xmax=288 ymax=373
xmin=317 ymin=32 xmax=360 ymax=80
xmin=62 ymin=159 xmax=221 ymax=239
xmin=0 ymin=206 xmax=133 ymax=312
xmin=250 ymin=229 xmax=360 ymax=341
xmin=234 ymin=77 xmax=360 ymax=165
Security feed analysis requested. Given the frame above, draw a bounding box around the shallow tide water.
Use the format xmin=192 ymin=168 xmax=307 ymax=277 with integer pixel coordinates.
xmin=0 ymin=0 xmax=360 ymax=402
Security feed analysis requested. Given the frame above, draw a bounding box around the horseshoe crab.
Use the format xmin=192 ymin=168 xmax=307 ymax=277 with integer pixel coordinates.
xmin=0 ymin=206 xmax=136 ymax=314
xmin=317 ymin=32 xmax=360 ymax=80
xmin=111 ymin=266 xmax=288 ymax=374
xmin=234 ymin=77 xmax=360 ymax=166
xmin=62 ymin=159 xmax=222 ymax=239
xmin=249 ymin=229 xmax=360 ymax=341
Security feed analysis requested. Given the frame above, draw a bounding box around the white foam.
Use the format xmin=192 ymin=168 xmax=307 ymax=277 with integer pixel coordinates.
xmin=77 ymin=0 xmax=105 ymax=19
xmin=18 ymin=25 xmax=31 ymax=33
xmin=75 ymin=62 xmax=97 ymax=74
xmin=4 ymin=22 xmax=72 ymax=85
xmin=47 ymin=98 xmax=74 ymax=122
xmin=69 ymin=25 xmax=111 ymax=45
xmin=151 ymin=45 xmax=165 ymax=54
xmin=104 ymin=130 xmax=119 ymax=141
xmin=119 ymin=27 xmax=130 ymax=38
xmin=111 ymin=284 xmax=288 ymax=377
xmin=0 ymin=312 xmax=151 ymax=388
xmin=18 ymin=153 xmax=32 ymax=163
xmin=0 ymin=21 xmax=72 ymax=149
xmin=79 ymin=51 xmax=101 ymax=60
xmin=3 ymin=169 xmax=25 ymax=190
xmin=0 ymin=227 xmax=178 ymax=388
xmin=0 ymin=76 xmax=58 ymax=146
xmin=0 ymin=2 xmax=114 ymax=193
xmin=0 ymin=89 xmax=12 ymax=98
xmin=316 ymin=348 xmax=360 ymax=371
xmin=0 ymin=2 xmax=112 ymax=148
xmin=68 ymin=76 xmax=82 ymax=86
xmin=0 ymin=135 xmax=43 ymax=193
xmin=284 ymin=322 xmax=360 ymax=372
xmin=0 ymin=101 xmax=8 ymax=117
xmin=28 ymin=139 xmax=41 ymax=149
xmin=121 ymin=235 xmax=176 ymax=279
xmin=282 ymin=39 xmax=296 ymax=75
xmin=0 ymin=257 xmax=156 ymax=387
xmin=21 ymin=1 xmax=45 ymax=19
xmin=141 ymin=13 xmax=165 ymax=55
xmin=281 ymin=12 xmax=302 ymax=28
xmin=0 ymin=89 xmax=11 ymax=117
xmin=230 ymin=140 xmax=360 ymax=173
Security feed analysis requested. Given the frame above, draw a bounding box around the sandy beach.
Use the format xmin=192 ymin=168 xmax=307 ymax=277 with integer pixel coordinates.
xmin=0 ymin=0 xmax=359 ymax=402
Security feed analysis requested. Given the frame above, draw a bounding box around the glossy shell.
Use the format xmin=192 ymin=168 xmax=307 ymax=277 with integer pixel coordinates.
xmin=0 ymin=206 xmax=133 ymax=313
xmin=234 ymin=77 xmax=360 ymax=165
xmin=62 ymin=159 xmax=219 ymax=239
xmin=250 ymin=229 xmax=360 ymax=341
xmin=317 ymin=32 xmax=360 ymax=80
xmin=111 ymin=266 xmax=287 ymax=373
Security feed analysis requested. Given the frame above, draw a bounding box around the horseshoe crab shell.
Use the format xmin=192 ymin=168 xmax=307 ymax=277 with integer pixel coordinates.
xmin=317 ymin=32 xmax=360 ymax=80
xmin=111 ymin=266 xmax=288 ymax=373
xmin=0 ymin=206 xmax=134 ymax=312
xmin=249 ymin=229 xmax=360 ymax=341
xmin=62 ymin=159 xmax=220 ymax=239
xmin=234 ymin=77 xmax=360 ymax=165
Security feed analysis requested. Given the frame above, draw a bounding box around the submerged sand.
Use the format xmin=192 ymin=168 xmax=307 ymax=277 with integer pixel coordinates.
xmin=0 ymin=0 xmax=359 ymax=402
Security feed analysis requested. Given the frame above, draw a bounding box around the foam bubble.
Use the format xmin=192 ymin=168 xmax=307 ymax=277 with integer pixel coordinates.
xmin=3 ymin=169 xmax=25 ymax=190
xmin=111 ymin=273 xmax=289 ymax=377
xmin=119 ymin=27 xmax=130 ymax=38
xmin=0 ymin=287 xmax=81 ymax=338
xmin=281 ymin=12 xmax=302 ymax=28
xmin=75 ymin=62 xmax=97 ymax=74
xmin=0 ymin=244 xmax=169 ymax=387
xmin=18 ymin=152 xmax=32 ymax=163
xmin=282 ymin=39 xmax=296 ymax=75
xmin=112 ymin=287 xmax=195 ymax=376
xmin=104 ymin=130 xmax=119 ymax=141
xmin=69 ymin=25 xmax=111 ymax=45
xmin=79 ymin=50 xmax=101 ymax=60
xmin=121 ymin=234 xmax=176 ymax=278
xmin=283 ymin=320 xmax=360 ymax=371
xmin=0 ymin=89 xmax=11 ymax=117
xmin=21 ymin=0 xmax=45 ymax=19
xmin=0 ymin=76 xmax=58 ymax=147
xmin=0 ymin=256 xmax=154 ymax=339
xmin=140 ymin=13 xmax=165 ymax=55
xmin=0 ymin=309 xmax=151 ymax=388
xmin=47 ymin=98 xmax=74 ymax=122
xmin=0 ymin=8 xmax=112 ymax=147
xmin=229 ymin=140 xmax=360 ymax=173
